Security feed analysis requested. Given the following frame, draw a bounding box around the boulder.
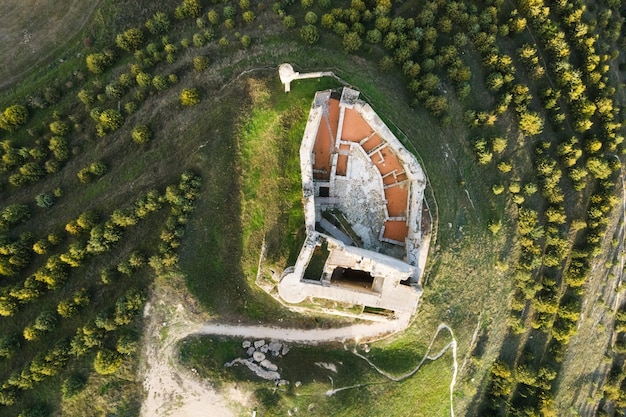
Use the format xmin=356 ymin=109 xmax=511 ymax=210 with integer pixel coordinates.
xmin=246 ymin=347 xmax=256 ymax=357
xmin=253 ymin=351 xmax=266 ymax=362
xmin=268 ymin=342 xmax=282 ymax=353
xmin=260 ymin=344 xmax=269 ymax=353
xmin=254 ymin=340 xmax=266 ymax=349
xmin=242 ymin=340 xmax=251 ymax=349
xmin=281 ymin=345 xmax=290 ymax=356
xmin=260 ymin=359 xmax=278 ymax=372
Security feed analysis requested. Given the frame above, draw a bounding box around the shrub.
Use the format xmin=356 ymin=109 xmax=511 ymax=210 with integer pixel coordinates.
xmin=61 ymin=374 xmax=87 ymax=398
xmin=300 ymin=25 xmax=319 ymax=45
xmin=366 ymin=29 xmax=382 ymax=44
xmin=89 ymin=162 xmax=107 ymax=177
xmin=343 ymin=31 xmax=362 ymax=53
xmin=98 ymin=109 xmax=124 ymax=132
xmin=49 ymin=120 xmax=69 ymax=136
xmin=243 ymin=10 xmax=256 ymax=23
xmin=35 ymin=193 xmax=55 ymax=209
xmin=283 ymin=15 xmax=296 ymax=28
xmin=85 ymin=51 xmax=114 ymax=74
xmin=193 ymin=56 xmax=210 ymax=72
xmin=180 ymin=88 xmax=200 ymax=106
xmin=241 ymin=35 xmax=251 ymax=48
xmin=94 ymin=349 xmax=123 ymax=375
xmin=175 ymin=0 xmax=202 ymax=19
xmin=132 ymin=125 xmax=152 ymax=144
xmin=146 ymin=12 xmax=170 ymax=35
xmin=305 ymin=11 xmax=317 ymax=25
xmin=0 ymin=105 xmax=28 ymax=131
xmin=116 ymin=28 xmax=144 ymax=52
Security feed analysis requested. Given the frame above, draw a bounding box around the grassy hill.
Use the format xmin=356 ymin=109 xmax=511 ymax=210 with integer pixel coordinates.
xmin=0 ymin=0 xmax=625 ymax=416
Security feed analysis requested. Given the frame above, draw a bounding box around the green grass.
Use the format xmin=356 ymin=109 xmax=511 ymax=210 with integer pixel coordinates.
xmin=179 ymin=334 xmax=455 ymax=417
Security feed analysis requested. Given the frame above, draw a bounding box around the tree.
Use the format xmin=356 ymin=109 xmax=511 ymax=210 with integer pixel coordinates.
xmin=343 ymin=32 xmax=362 ymax=53
xmin=85 ymin=50 xmax=115 ymax=74
xmin=132 ymin=124 xmax=152 ymax=144
xmin=180 ymin=88 xmax=200 ymax=106
xmin=145 ymin=12 xmax=170 ymax=35
xmin=518 ymin=112 xmax=544 ymax=136
xmin=207 ymin=10 xmax=220 ymax=25
xmin=586 ymin=157 xmax=612 ymax=179
xmin=89 ymin=161 xmax=108 ymax=177
xmin=94 ymin=349 xmax=123 ymax=375
xmin=304 ymin=11 xmax=317 ymax=25
xmin=0 ymin=334 xmax=18 ymax=358
xmin=62 ymin=373 xmax=87 ymax=398
xmin=175 ymin=0 xmax=202 ymax=19
xmin=300 ymin=25 xmax=320 ymax=45
xmin=283 ymin=15 xmax=296 ymax=29
xmin=0 ymin=105 xmax=28 ymax=131
xmin=243 ymin=10 xmax=256 ymax=23
xmin=98 ymin=109 xmax=124 ymax=133
xmin=49 ymin=120 xmax=69 ymax=136
xmin=116 ymin=331 xmax=139 ymax=355
xmin=115 ymin=28 xmax=144 ymax=52
xmin=0 ymin=204 xmax=30 ymax=230
xmin=35 ymin=193 xmax=55 ymax=209
xmin=193 ymin=56 xmax=210 ymax=72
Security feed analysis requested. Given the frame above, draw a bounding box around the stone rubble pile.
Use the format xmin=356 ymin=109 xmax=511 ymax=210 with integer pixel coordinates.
xmin=223 ymin=339 xmax=289 ymax=382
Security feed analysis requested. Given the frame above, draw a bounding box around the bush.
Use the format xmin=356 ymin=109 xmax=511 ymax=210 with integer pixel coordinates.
xmin=0 ymin=105 xmax=28 ymax=131
xmin=115 ymin=28 xmax=144 ymax=52
xmin=243 ymin=10 xmax=256 ymax=23
xmin=61 ymin=374 xmax=87 ymax=398
xmin=193 ymin=56 xmax=210 ymax=72
xmin=132 ymin=125 xmax=152 ymax=144
xmin=304 ymin=11 xmax=317 ymax=25
xmin=94 ymin=349 xmax=123 ymax=375
xmin=35 ymin=193 xmax=55 ymax=209
xmin=49 ymin=120 xmax=69 ymax=136
xmin=300 ymin=25 xmax=319 ymax=45
xmin=89 ymin=161 xmax=108 ymax=177
xmin=146 ymin=11 xmax=170 ymax=35
xmin=283 ymin=15 xmax=296 ymax=28
xmin=343 ymin=31 xmax=362 ymax=53
xmin=180 ymin=88 xmax=200 ymax=106
xmin=241 ymin=35 xmax=251 ymax=48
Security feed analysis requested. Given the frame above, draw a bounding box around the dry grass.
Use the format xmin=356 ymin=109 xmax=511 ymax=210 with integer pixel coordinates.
xmin=0 ymin=0 xmax=101 ymax=89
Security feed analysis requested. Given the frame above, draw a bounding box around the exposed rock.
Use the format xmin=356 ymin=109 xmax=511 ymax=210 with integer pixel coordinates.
xmin=224 ymin=358 xmax=280 ymax=380
xmin=268 ymin=341 xmax=282 ymax=352
xmin=277 ymin=379 xmax=289 ymax=386
xmin=242 ymin=340 xmax=251 ymax=349
xmin=281 ymin=345 xmax=290 ymax=356
xmin=254 ymin=340 xmax=265 ymax=349
xmin=246 ymin=347 xmax=256 ymax=356
xmin=260 ymin=344 xmax=269 ymax=353
xmin=253 ymin=351 xmax=266 ymax=362
xmin=315 ymin=362 xmax=338 ymax=373
xmin=362 ymin=344 xmax=370 ymax=353
xmin=260 ymin=359 xmax=278 ymax=372
xmin=295 ymin=381 xmax=302 ymax=387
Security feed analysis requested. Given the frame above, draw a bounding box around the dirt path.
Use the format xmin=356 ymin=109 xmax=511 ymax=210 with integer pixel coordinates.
xmin=195 ymin=313 xmax=411 ymax=343
xmin=139 ymin=284 xmax=248 ymax=417
xmin=139 ymin=283 xmax=414 ymax=417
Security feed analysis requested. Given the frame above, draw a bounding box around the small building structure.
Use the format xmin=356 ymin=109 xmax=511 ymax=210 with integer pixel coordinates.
xmin=278 ymin=83 xmax=428 ymax=318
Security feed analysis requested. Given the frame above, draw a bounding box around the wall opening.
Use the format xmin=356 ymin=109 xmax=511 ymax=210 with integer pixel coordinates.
xmin=330 ymin=267 xmax=374 ymax=291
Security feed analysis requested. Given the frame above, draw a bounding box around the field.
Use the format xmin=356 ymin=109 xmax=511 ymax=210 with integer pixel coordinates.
xmin=0 ymin=0 xmax=625 ymax=416
xmin=0 ymin=0 xmax=101 ymax=90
